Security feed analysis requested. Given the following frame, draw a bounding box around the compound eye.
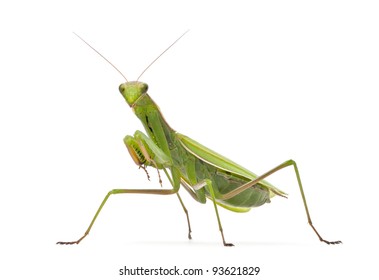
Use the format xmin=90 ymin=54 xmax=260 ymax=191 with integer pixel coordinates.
xmin=119 ymin=83 xmax=125 ymax=93
xmin=141 ymin=83 xmax=148 ymax=93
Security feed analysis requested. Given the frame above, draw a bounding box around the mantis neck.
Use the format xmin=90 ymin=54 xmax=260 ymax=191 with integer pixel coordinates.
xmin=133 ymin=93 xmax=176 ymax=148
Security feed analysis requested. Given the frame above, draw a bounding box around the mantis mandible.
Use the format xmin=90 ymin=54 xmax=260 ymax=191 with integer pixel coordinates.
xmin=57 ymin=31 xmax=342 ymax=246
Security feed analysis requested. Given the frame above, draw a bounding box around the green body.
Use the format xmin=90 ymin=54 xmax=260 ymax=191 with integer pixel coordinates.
xmin=57 ymin=34 xmax=341 ymax=246
xmin=121 ymin=82 xmax=286 ymax=212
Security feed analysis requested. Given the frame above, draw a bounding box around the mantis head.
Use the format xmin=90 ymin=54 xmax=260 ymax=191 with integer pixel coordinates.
xmin=119 ymin=81 xmax=148 ymax=107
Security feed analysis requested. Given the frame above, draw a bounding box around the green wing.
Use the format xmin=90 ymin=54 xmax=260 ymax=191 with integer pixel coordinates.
xmin=176 ymin=133 xmax=287 ymax=198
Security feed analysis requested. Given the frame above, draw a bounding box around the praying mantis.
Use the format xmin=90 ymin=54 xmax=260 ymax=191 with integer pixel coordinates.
xmin=57 ymin=31 xmax=341 ymax=246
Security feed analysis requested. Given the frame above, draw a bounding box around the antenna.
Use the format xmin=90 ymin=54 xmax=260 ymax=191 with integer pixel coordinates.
xmin=136 ymin=30 xmax=190 ymax=81
xmin=73 ymin=32 xmax=128 ymax=82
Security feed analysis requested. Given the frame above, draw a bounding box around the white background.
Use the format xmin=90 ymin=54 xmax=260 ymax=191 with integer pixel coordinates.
xmin=1 ymin=0 xmax=378 ymax=279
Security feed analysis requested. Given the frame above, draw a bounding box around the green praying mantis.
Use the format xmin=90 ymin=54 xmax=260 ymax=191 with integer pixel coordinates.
xmin=57 ymin=31 xmax=342 ymax=246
